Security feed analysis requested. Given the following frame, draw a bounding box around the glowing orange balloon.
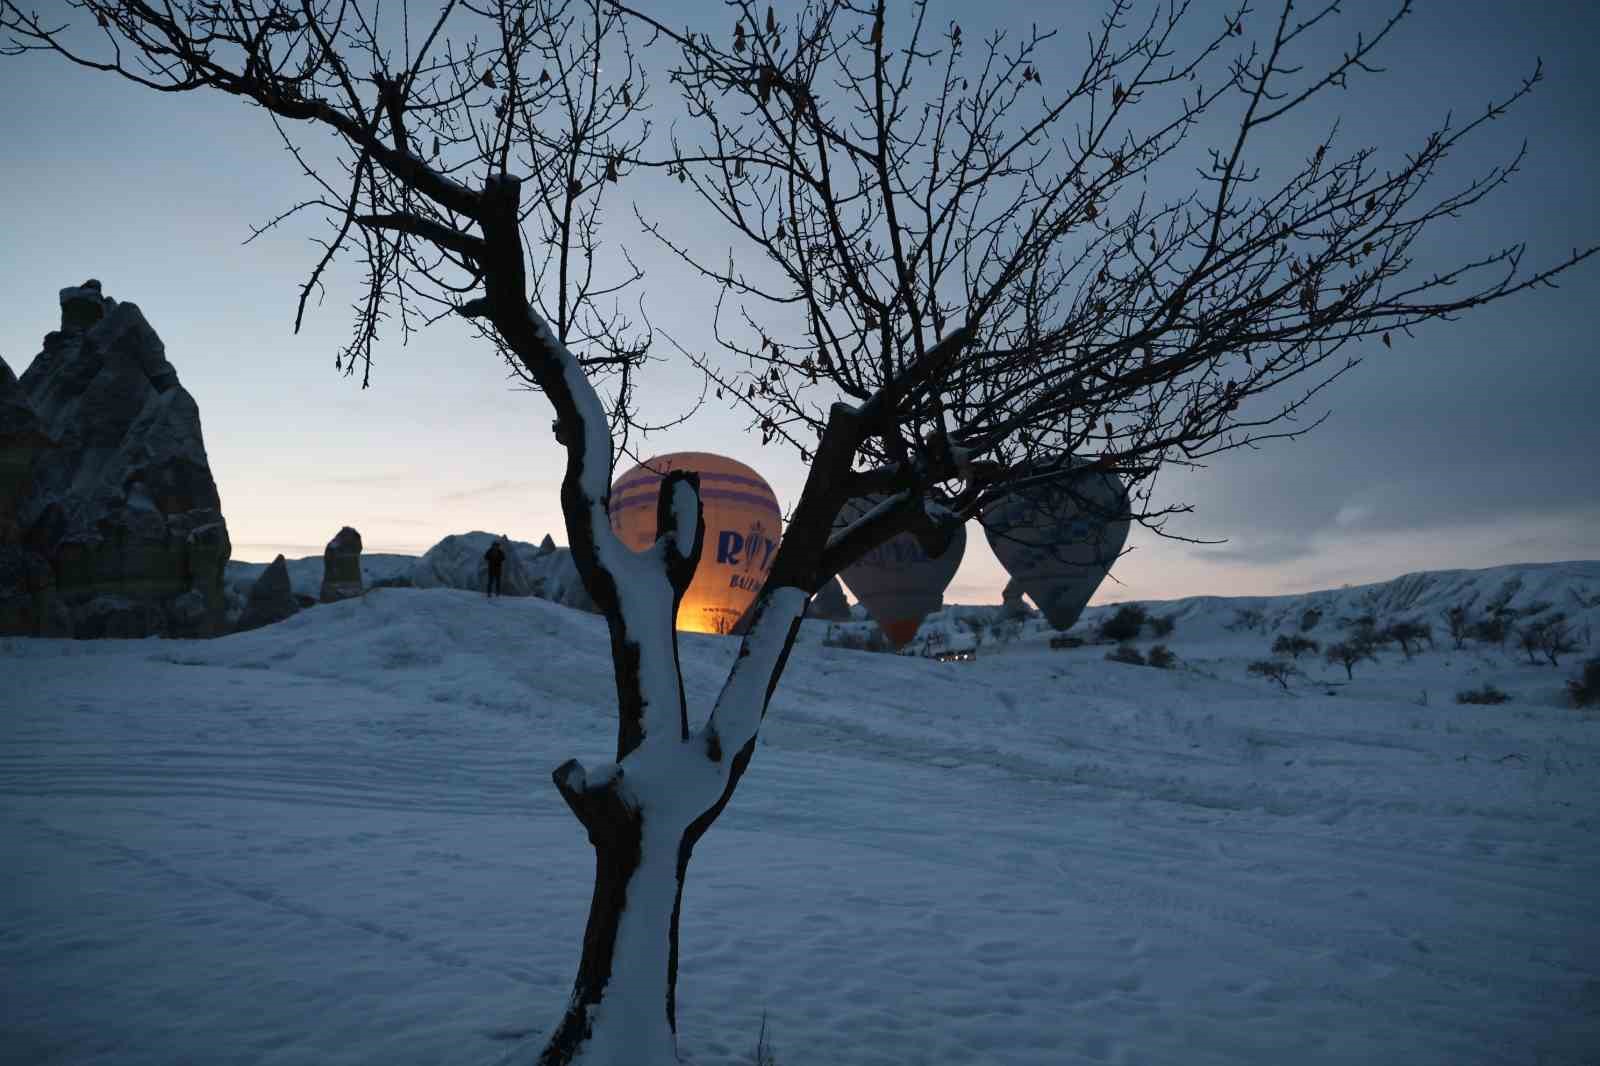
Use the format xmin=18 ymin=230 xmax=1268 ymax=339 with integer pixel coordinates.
xmin=610 ymin=452 xmax=783 ymax=634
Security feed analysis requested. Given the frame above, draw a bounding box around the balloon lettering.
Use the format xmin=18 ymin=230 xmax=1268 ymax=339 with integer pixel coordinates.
xmin=610 ymin=451 xmax=784 ymax=634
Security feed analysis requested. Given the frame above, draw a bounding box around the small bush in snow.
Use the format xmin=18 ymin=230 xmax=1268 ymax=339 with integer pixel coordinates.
xmin=1272 ymin=634 xmax=1320 ymax=660
xmin=1442 ymin=604 xmax=1472 ymax=650
xmin=1456 ymin=684 xmax=1510 ymax=706
xmin=1299 ymin=608 xmax=1322 ymax=632
xmin=1147 ymin=644 xmax=1177 ymax=669
xmin=1099 ymin=604 xmax=1148 ymax=642
xmin=1049 ymin=634 xmax=1086 ymax=650
xmin=1247 ymin=659 xmax=1298 ymax=690
xmin=1105 ymin=643 xmax=1147 ymax=666
xmin=1148 ymin=614 xmax=1176 ymax=638
xmin=1568 ymin=659 xmax=1600 ymax=708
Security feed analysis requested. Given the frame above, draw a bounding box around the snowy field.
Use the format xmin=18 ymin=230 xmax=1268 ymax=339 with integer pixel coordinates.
xmin=4 ymin=566 xmax=1599 ymax=1066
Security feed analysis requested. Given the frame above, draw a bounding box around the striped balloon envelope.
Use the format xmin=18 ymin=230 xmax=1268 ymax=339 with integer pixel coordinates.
xmin=609 ymin=452 xmax=783 ymax=634
xmin=832 ymin=494 xmax=966 ymax=648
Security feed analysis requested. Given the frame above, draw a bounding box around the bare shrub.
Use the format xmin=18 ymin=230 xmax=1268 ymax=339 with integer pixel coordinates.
xmin=1472 ymin=614 xmax=1510 ymax=648
xmin=1272 ymin=634 xmax=1320 ymax=660
xmin=1099 ymin=605 xmax=1148 ymax=643
xmin=1248 ymin=659 xmax=1298 ymax=690
xmin=1536 ymin=618 xmax=1580 ymax=667
xmin=1516 ymin=617 xmax=1578 ymax=667
xmin=1325 ymin=639 xmax=1377 ymax=680
xmin=1385 ymin=621 xmax=1432 ymax=660
xmin=1442 ymin=604 xmax=1472 ymax=650
xmin=1106 ymin=644 xmax=1148 ymax=666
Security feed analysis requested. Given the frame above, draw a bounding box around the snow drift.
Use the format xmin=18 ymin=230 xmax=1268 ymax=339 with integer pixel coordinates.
xmin=3 ymin=559 xmax=1597 ymax=1065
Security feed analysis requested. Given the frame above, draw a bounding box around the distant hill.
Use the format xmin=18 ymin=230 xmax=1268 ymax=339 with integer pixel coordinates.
xmin=224 ymin=552 xmax=1600 ymax=661
xmin=835 ymin=560 xmax=1600 ymax=657
xmin=1077 ymin=560 xmax=1600 ymax=641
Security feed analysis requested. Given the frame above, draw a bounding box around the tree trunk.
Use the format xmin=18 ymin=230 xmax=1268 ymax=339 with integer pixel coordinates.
xmin=541 ymin=797 xmax=694 ymax=1066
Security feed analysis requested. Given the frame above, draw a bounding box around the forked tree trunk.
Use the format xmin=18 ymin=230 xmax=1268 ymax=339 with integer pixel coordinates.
xmin=511 ymin=290 xmax=954 ymax=1064
xmin=539 ymin=745 xmax=748 ymax=1066
xmin=540 ymin=803 xmax=684 ymax=1066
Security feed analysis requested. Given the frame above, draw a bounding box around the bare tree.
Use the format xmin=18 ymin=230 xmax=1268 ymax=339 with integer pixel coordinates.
xmin=1516 ymin=619 xmax=1545 ymax=665
xmin=1272 ymin=633 xmax=1319 ymax=660
xmin=4 ymin=1 xmax=1593 ymax=1063
xmin=1529 ymin=616 xmax=1579 ymax=667
xmin=1248 ymin=658 xmax=1297 ymax=689
xmin=1325 ymin=638 xmax=1377 ymax=680
xmin=1385 ymin=620 xmax=1431 ymax=660
xmin=620 ymin=0 xmax=1592 ymax=539
xmin=1442 ymin=603 xmax=1472 ymax=650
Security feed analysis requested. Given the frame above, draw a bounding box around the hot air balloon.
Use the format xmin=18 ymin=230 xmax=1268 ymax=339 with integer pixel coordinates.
xmin=981 ymin=458 xmax=1130 ymax=632
xmin=832 ymin=495 xmax=966 ymax=647
xmin=609 ymin=451 xmax=782 ymax=634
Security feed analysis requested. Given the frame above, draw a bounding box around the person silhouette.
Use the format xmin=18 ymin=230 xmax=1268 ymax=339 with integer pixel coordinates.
xmin=484 ymin=537 xmax=507 ymax=597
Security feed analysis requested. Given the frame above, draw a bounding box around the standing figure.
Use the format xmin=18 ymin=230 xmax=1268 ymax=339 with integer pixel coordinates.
xmin=484 ymin=537 xmax=507 ymax=597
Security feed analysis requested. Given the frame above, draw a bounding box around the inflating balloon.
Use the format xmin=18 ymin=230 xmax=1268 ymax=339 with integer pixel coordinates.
xmin=610 ymin=452 xmax=783 ymax=634
xmin=981 ymin=458 xmax=1130 ymax=631
xmin=833 ymin=495 xmax=966 ymax=647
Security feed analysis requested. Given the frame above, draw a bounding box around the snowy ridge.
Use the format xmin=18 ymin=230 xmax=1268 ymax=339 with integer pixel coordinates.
xmin=3 ymin=562 xmax=1598 ymax=1065
xmin=864 ymin=559 xmax=1600 ymax=658
xmin=1089 ymin=559 xmax=1600 ymax=640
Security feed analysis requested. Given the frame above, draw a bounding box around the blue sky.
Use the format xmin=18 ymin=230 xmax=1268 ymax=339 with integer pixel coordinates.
xmin=2 ymin=0 xmax=1595 ymax=603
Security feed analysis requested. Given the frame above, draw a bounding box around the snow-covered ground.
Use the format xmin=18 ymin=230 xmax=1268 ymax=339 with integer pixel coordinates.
xmin=4 ymin=562 xmax=1599 ymax=1066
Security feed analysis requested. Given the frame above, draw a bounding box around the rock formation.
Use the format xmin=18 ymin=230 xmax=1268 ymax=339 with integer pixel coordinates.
xmin=1 ymin=281 xmax=231 ymax=638
xmin=235 ymin=554 xmax=299 ymax=632
xmin=535 ymin=544 xmax=596 ymax=613
xmin=410 ymin=531 xmax=595 ymax=612
xmin=0 ymin=358 xmax=50 ymax=544
xmin=320 ymin=526 xmax=365 ymax=603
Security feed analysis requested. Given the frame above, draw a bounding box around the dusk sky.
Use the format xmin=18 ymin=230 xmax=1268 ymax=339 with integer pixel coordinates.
xmin=2 ymin=0 xmax=1595 ymax=605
